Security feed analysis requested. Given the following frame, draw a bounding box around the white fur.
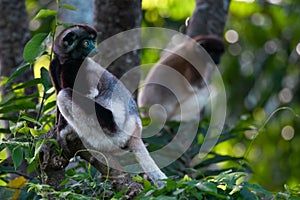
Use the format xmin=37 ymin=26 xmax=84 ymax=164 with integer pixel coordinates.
xmin=59 ymin=124 xmax=74 ymax=139
xmin=111 ymin=100 xmax=126 ymax=129
xmin=57 ymin=89 xmax=132 ymax=152
xmin=123 ymin=115 xmax=139 ymax=137
xmin=58 ymin=58 xmax=136 ymax=152
xmin=87 ymin=88 xmax=99 ymax=99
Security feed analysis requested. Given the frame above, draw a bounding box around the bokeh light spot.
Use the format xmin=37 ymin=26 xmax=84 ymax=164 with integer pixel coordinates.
xmin=244 ymin=129 xmax=258 ymax=140
xmin=281 ymin=125 xmax=294 ymax=141
xmin=251 ymin=13 xmax=265 ymax=26
xmin=233 ymin=143 xmax=246 ymax=157
xmin=225 ymin=29 xmax=239 ymax=44
xmin=228 ymin=43 xmax=241 ymax=56
xmin=278 ymin=88 xmax=293 ymax=103
xmin=266 ymin=0 xmax=282 ymax=5
xmin=235 ymin=0 xmax=255 ymax=2
xmin=264 ymin=40 xmax=278 ymax=54
xmin=253 ymin=107 xmax=266 ymax=122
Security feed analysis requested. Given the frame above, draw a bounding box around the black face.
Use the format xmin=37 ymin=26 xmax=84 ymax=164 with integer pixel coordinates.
xmin=53 ymin=24 xmax=98 ymax=64
xmin=62 ymin=32 xmax=97 ymax=60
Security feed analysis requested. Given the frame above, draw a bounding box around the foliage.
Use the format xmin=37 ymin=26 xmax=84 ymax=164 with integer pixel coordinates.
xmin=220 ymin=0 xmax=300 ymax=191
xmin=133 ymin=171 xmax=295 ymax=200
xmin=0 ymin=0 xmax=299 ymax=199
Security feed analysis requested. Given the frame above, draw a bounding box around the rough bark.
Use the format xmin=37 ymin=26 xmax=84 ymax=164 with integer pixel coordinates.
xmin=187 ymin=0 xmax=231 ymax=38
xmin=0 ymin=0 xmax=35 ymax=96
xmin=0 ymin=0 xmax=37 ymax=179
xmin=40 ymin=127 xmax=69 ymax=191
xmin=93 ymin=0 xmax=142 ymax=97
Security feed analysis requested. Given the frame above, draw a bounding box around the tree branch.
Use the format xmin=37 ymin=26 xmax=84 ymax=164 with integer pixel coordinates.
xmin=187 ymin=0 xmax=231 ymax=38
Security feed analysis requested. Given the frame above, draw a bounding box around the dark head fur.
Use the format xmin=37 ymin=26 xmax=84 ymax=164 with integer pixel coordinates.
xmin=53 ymin=24 xmax=98 ymax=64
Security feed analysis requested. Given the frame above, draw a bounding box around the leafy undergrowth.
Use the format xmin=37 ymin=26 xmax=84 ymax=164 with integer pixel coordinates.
xmin=9 ymin=168 xmax=300 ymax=200
xmin=132 ymin=173 xmax=300 ymax=200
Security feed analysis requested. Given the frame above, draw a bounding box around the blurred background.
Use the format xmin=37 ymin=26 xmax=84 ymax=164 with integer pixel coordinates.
xmin=25 ymin=0 xmax=300 ymax=192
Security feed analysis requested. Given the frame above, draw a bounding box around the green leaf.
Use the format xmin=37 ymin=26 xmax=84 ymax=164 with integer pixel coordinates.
xmin=0 ymin=142 xmax=6 ymax=152
xmin=30 ymin=128 xmax=47 ymax=137
xmin=17 ymin=127 xmax=30 ymax=135
xmin=0 ymin=93 xmax=39 ymax=116
xmin=0 ymin=116 xmax=19 ymax=122
xmin=43 ymin=101 xmax=56 ymax=112
xmin=0 ymin=92 xmax=15 ymax=106
xmin=165 ymin=178 xmax=178 ymax=190
xmin=196 ymin=181 xmax=218 ymax=194
xmin=243 ymin=182 xmax=272 ymax=197
xmin=112 ymin=188 xmax=127 ymax=199
xmin=61 ymin=3 xmax=77 ymax=11
xmin=12 ymin=78 xmax=42 ymax=90
xmin=240 ymin=188 xmax=258 ymax=200
xmin=0 ymin=93 xmax=39 ymax=107
xmin=45 ymin=139 xmax=60 ymax=151
xmin=0 ymin=103 xmax=36 ymax=114
xmin=0 ymin=128 xmax=11 ymax=134
xmin=44 ymin=90 xmax=55 ymax=100
xmin=194 ymin=154 xmax=244 ymax=169
xmin=12 ymin=146 xmax=23 ymax=169
xmin=173 ymin=188 xmax=185 ymax=195
xmin=6 ymin=64 xmax=31 ymax=86
xmin=155 ymin=196 xmax=176 ymax=200
xmin=191 ymin=190 xmax=203 ymax=199
xmin=34 ymin=9 xmax=58 ymax=20
xmin=40 ymin=67 xmax=53 ymax=92
xmin=28 ymin=140 xmax=45 ymax=164
xmin=20 ymin=116 xmax=42 ymax=126
xmin=23 ymin=33 xmax=49 ymax=63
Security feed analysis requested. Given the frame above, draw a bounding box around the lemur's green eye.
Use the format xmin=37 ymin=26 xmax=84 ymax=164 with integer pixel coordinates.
xmin=83 ymin=41 xmax=89 ymax=47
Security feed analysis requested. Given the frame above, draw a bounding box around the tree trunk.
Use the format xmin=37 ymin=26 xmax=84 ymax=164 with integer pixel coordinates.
xmin=0 ymin=0 xmax=34 ymax=96
xmin=93 ymin=0 xmax=142 ymax=97
xmin=187 ymin=0 xmax=231 ymax=38
xmin=59 ymin=0 xmax=94 ymax=25
xmin=0 ymin=0 xmax=37 ymax=181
